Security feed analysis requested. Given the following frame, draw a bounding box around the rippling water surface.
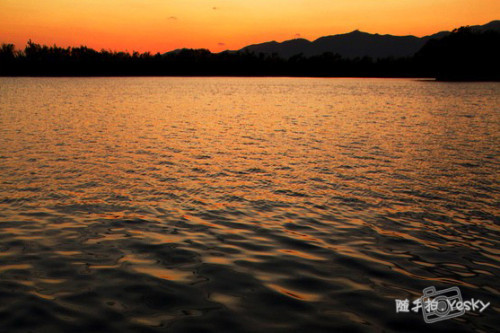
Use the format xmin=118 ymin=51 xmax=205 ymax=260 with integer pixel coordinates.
xmin=0 ymin=77 xmax=499 ymax=332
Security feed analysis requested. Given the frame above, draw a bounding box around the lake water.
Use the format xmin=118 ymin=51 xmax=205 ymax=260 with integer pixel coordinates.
xmin=0 ymin=77 xmax=498 ymax=332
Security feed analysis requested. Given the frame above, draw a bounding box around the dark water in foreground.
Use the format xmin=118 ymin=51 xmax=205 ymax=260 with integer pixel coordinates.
xmin=0 ymin=78 xmax=499 ymax=332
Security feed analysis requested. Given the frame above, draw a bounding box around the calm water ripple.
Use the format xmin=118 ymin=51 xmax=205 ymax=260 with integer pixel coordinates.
xmin=0 ymin=77 xmax=499 ymax=332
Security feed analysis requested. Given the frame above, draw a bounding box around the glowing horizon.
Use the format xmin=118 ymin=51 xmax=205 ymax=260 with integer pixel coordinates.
xmin=1 ymin=0 xmax=499 ymax=53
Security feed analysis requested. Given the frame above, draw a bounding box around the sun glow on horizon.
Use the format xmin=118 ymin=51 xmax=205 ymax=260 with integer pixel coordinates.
xmin=1 ymin=0 xmax=499 ymax=53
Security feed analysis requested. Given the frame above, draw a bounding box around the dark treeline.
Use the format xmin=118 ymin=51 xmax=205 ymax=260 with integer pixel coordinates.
xmin=0 ymin=27 xmax=498 ymax=80
xmin=415 ymin=27 xmax=500 ymax=81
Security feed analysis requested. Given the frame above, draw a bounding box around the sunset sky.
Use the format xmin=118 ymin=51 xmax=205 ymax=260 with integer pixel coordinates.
xmin=1 ymin=0 xmax=498 ymax=53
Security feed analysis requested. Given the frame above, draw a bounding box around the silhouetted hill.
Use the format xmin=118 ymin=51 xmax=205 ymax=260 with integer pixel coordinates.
xmin=415 ymin=26 xmax=500 ymax=81
xmin=239 ymin=20 xmax=500 ymax=59
xmin=0 ymin=21 xmax=498 ymax=80
xmin=470 ymin=20 xmax=500 ymax=31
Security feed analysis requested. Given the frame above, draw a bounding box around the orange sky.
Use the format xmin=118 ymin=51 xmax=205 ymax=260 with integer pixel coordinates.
xmin=0 ymin=0 xmax=498 ymax=53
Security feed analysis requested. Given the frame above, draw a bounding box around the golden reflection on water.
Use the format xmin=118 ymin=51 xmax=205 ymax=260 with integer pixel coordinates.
xmin=130 ymin=266 xmax=194 ymax=281
xmin=266 ymin=283 xmax=321 ymax=302
xmin=0 ymin=264 xmax=32 ymax=273
xmin=0 ymin=78 xmax=499 ymax=331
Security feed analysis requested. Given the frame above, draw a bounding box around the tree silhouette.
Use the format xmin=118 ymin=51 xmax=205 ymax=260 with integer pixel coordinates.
xmin=416 ymin=27 xmax=500 ymax=81
xmin=0 ymin=26 xmax=498 ymax=80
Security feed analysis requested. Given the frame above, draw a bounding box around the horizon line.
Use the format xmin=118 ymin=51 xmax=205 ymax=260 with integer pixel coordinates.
xmin=2 ymin=19 xmax=497 ymax=55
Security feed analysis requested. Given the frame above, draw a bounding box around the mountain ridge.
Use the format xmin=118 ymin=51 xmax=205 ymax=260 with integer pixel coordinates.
xmin=236 ymin=20 xmax=499 ymax=59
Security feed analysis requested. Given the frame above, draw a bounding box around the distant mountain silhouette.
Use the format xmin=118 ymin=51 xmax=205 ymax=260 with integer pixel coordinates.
xmin=415 ymin=25 xmax=500 ymax=81
xmin=238 ymin=20 xmax=500 ymax=59
xmin=471 ymin=20 xmax=500 ymax=32
xmin=1 ymin=21 xmax=498 ymax=80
